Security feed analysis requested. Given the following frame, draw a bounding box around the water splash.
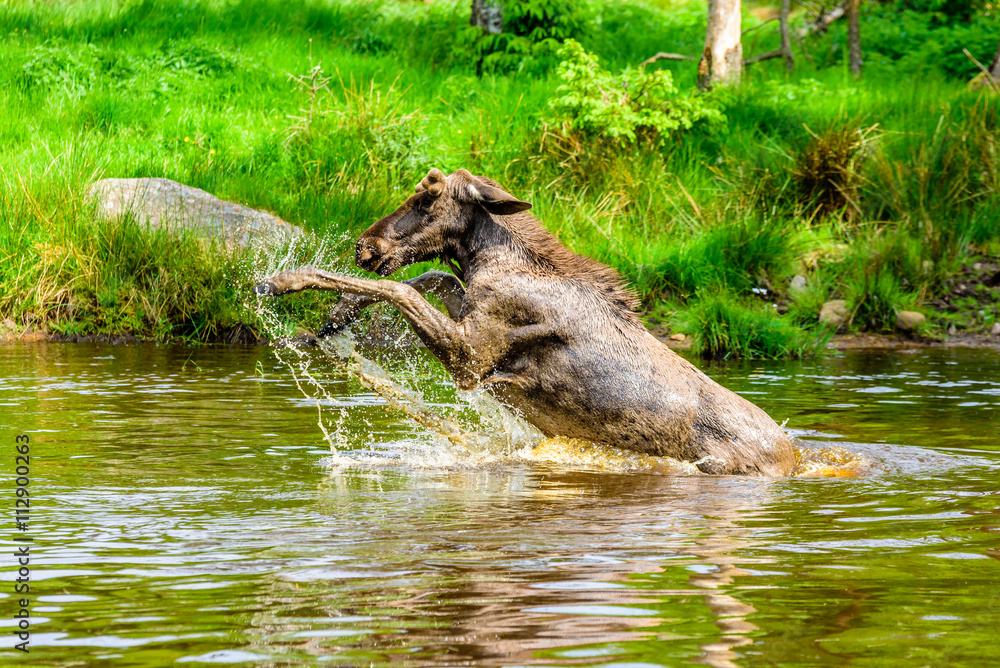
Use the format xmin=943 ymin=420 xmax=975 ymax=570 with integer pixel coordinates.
xmin=790 ymin=444 xmax=884 ymax=478
xmin=524 ymin=437 xmax=701 ymax=474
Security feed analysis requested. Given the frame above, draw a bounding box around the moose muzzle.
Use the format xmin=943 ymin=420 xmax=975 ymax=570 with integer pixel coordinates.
xmin=355 ymin=236 xmax=394 ymax=275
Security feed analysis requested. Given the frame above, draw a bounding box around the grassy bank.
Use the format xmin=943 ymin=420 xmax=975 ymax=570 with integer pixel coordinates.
xmin=1 ymin=0 xmax=998 ymax=357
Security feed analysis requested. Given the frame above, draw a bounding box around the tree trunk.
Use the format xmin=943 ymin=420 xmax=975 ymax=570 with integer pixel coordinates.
xmin=471 ymin=0 xmax=503 ymax=34
xmin=780 ymin=0 xmax=794 ymax=73
xmin=847 ymin=0 xmax=862 ymax=77
xmin=990 ymin=39 xmax=1000 ymax=81
xmin=698 ymin=0 xmax=743 ymax=91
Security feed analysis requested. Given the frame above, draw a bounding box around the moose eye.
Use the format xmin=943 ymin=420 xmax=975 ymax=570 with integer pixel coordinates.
xmin=417 ymin=197 xmax=434 ymax=214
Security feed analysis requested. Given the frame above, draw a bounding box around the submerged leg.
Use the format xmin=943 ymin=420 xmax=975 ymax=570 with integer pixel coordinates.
xmin=317 ymin=270 xmax=465 ymax=338
xmin=255 ymin=267 xmax=479 ymax=388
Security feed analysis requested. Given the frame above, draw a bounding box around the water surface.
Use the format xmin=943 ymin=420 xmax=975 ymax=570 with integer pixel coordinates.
xmin=1 ymin=342 xmax=998 ymax=666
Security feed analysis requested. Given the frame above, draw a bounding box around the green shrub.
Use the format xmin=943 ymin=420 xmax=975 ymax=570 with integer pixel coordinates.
xmin=793 ymin=122 xmax=875 ymax=218
xmin=547 ymin=39 xmax=722 ymax=145
xmin=651 ymin=215 xmax=799 ymax=299
xmin=680 ymin=291 xmax=822 ymax=360
xmin=816 ymin=6 xmax=999 ymax=80
xmin=834 ymin=229 xmax=922 ymax=331
xmin=845 ymin=267 xmax=918 ymax=332
xmin=19 ymin=37 xmax=249 ymax=109
xmin=455 ymin=0 xmax=585 ymax=74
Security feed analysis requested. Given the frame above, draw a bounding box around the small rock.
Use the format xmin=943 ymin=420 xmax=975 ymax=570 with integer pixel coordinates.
xmin=992 ymin=323 xmax=1000 ymax=336
xmin=86 ymin=178 xmax=304 ymax=246
xmin=670 ymin=333 xmax=686 ymax=342
xmin=819 ymin=300 xmax=849 ymax=328
xmin=1 ymin=318 xmax=15 ymax=330
xmin=973 ymin=262 xmax=982 ymax=272
xmin=895 ymin=311 xmax=925 ymax=331
xmin=789 ymin=275 xmax=808 ymax=297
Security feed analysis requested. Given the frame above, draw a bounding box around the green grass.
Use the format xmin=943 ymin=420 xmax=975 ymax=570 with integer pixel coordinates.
xmin=680 ymin=290 xmax=827 ymax=360
xmin=1 ymin=0 xmax=998 ymax=353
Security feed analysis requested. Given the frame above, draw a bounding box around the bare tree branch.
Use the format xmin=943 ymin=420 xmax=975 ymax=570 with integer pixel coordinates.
xmin=640 ymin=52 xmax=696 ymax=66
xmin=800 ymin=2 xmax=845 ymax=38
xmin=742 ymin=17 xmax=778 ymax=36
xmin=744 ymin=50 xmax=784 ymax=65
xmin=964 ymin=48 xmax=1000 ymax=92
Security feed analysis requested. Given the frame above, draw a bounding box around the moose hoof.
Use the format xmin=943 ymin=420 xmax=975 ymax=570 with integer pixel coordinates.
xmin=254 ymin=281 xmax=280 ymax=296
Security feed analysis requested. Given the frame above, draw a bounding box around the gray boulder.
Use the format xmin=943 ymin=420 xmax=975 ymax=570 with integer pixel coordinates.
xmin=895 ymin=311 xmax=926 ymax=331
xmin=819 ymin=300 xmax=849 ymax=328
xmin=87 ymin=178 xmax=304 ymax=246
xmin=789 ymin=275 xmax=808 ymax=297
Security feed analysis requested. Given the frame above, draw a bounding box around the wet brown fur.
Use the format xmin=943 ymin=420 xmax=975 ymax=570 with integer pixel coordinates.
xmin=258 ymin=168 xmax=796 ymax=476
xmin=461 ymin=176 xmax=640 ymax=314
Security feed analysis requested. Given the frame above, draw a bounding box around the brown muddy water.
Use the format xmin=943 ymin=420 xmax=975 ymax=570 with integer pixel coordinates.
xmin=1 ymin=341 xmax=998 ymax=667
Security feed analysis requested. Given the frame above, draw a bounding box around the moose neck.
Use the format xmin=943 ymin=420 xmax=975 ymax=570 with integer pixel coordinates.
xmin=446 ymin=204 xmax=642 ymax=316
xmin=451 ymin=208 xmax=543 ymax=283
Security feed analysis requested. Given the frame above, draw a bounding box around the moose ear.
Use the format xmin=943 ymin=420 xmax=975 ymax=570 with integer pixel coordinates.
xmin=462 ymin=180 xmax=532 ymax=216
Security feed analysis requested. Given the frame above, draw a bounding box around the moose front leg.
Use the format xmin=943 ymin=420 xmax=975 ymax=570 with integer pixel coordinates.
xmin=255 ymin=267 xmax=480 ymax=388
xmin=317 ymin=270 xmax=465 ymax=339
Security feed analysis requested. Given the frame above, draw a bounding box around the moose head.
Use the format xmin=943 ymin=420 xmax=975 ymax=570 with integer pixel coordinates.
xmin=354 ymin=168 xmax=532 ymax=276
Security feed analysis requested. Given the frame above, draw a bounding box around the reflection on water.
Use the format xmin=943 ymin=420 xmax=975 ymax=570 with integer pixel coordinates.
xmin=1 ymin=343 xmax=999 ymax=666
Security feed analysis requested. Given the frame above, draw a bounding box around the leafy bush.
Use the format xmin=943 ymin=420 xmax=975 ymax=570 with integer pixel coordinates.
xmin=891 ymin=0 xmax=983 ymax=24
xmin=455 ymin=0 xmax=585 ymax=74
xmin=20 ymin=41 xmax=136 ymax=96
xmin=547 ymin=39 xmax=722 ymax=145
xmin=817 ymin=6 xmax=999 ymax=79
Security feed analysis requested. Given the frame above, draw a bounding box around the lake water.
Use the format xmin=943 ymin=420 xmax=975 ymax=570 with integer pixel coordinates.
xmin=1 ymin=341 xmax=998 ymax=666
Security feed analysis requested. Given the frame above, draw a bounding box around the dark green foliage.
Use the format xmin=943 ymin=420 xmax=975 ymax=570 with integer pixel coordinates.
xmin=891 ymin=0 xmax=983 ymax=24
xmin=815 ymin=4 xmax=999 ymax=80
xmin=455 ymin=0 xmax=585 ymax=74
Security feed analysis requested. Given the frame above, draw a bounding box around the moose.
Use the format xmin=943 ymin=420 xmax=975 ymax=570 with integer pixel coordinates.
xmin=255 ymin=169 xmax=795 ymax=476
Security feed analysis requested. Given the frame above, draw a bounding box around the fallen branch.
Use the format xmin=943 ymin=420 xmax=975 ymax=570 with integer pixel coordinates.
xmin=745 ymin=50 xmax=784 ymax=65
xmin=801 ymin=2 xmax=845 ymax=38
xmin=640 ymin=52 xmax=695 ymax=66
